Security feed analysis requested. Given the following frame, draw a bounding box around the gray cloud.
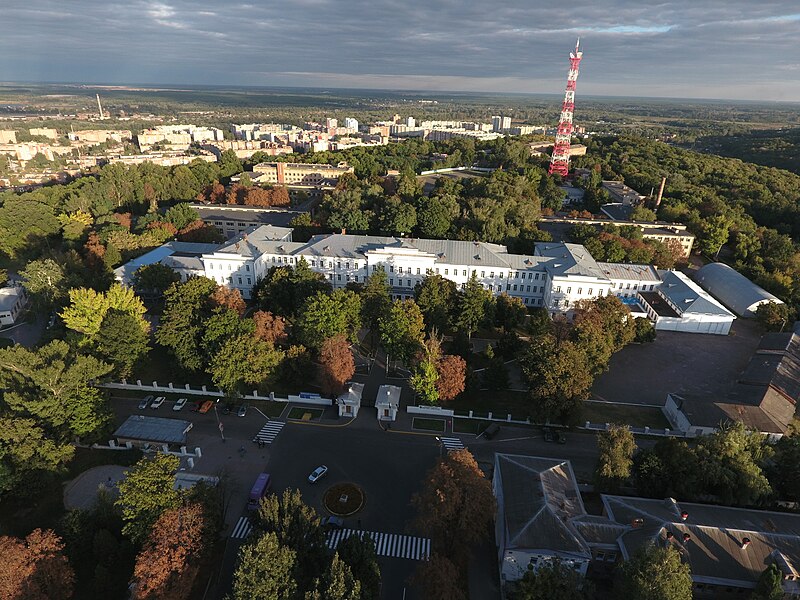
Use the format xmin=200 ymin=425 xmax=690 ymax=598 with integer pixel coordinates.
xmin=0 ymin=0 xmax=798 ymax=100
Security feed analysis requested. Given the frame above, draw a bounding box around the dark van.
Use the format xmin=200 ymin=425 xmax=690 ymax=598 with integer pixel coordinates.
xmin=483 ymin=423 xmax=501 ymax=440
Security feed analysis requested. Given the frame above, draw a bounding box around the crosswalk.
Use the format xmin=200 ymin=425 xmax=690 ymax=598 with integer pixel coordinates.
xmin=231 ymin=516 xmax=253 ymax=539
xmin=253 ymin=420 xmax=285 ymax=445
xmin=439 ymin=436 xmax=465 ymax=452
xmin=230 ymin=519 xmax=430 ymax=560
xmin=326 ymin=529 xmax=430 ymax=561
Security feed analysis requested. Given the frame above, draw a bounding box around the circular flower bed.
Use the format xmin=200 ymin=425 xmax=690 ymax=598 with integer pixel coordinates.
xmin=323 ymin=482 xmax=365 ymax=516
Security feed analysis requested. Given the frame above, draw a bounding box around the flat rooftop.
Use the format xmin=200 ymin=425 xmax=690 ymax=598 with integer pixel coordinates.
xmin=114 ymin=415 xmax=193 ymax=445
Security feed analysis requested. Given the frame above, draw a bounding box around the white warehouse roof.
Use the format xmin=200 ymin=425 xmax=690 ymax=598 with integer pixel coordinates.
xmin=693 ymin=263 xmax=783 ymax=317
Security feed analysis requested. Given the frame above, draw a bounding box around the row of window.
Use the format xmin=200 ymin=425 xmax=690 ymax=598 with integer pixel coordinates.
xmin=612 ymin=282 xmax=656 ymax=291
xmin=208 ymin=263 xmax=251 ymax=272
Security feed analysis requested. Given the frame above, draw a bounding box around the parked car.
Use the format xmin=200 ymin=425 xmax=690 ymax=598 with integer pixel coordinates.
xmin=237 ymin=403 xmax=248 ymax=417
xmin=189 ymin=401 xmax=200 ymax=412
xmin=321 ymin=516 xmax=344 ymax=529
xmin=173 ymin=398 xmax=188 ymax=412
xmin=138 ymin=395 xmax=154 ymax=410
xmin=543 ymin=426 xmax=555 ymax=443
xmin=223 ymin=402 xmax=235 ymax=415
xmin=198 ymin=400 xmax=214 ymax=414
xmin=308 ymin=465 xmax=328 ymax=484
xmin=150 ymin=396 xmax=166 ymax=409
xmin=483 ymin=423 xmax=500 ymax=440
xmin=555 ymin=430 xmax=567 ymax=444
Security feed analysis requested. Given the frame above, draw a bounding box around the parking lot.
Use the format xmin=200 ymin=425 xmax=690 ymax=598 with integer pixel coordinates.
xmin=592 ymin=319 xmax=763 ymax=406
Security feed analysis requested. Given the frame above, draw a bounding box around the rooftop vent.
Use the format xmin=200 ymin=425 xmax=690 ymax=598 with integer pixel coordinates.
xmin=631 ymin=518 xmax=644 ymax=528
xmin=680 ymin=511 xmax=689 ymax=522
xmin=665 ymin=531 xmax=674 ymax=540
xmin=682 ymin=533 xmax=691 ymax=544
xmin=741 ymin=537 xmax=751 ymax=549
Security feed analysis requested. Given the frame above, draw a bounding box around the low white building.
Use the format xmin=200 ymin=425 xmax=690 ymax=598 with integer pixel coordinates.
xmin=336 ymin=382 xmax=364 ymax=418
xmin=638 ymin=270 xmax=736 ymax=335
xmin=0 ymin=285 xmax=28 ymax=325
xmin=375 ymin=385 xmax=401 ymax=422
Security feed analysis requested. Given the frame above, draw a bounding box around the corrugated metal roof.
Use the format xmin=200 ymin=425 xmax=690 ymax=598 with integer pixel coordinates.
xmin=694 ymin=262 xmax=783 ymax=317
xmin=658 ymin=271 xmax=736 ymax=317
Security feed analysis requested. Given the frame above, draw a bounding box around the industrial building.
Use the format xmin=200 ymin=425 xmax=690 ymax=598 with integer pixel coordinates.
xmin=693 ymin=262 xmax=784 ymax=317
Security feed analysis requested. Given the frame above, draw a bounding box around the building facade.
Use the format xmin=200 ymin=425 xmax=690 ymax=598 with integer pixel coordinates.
xmin=251 ymin=162 xmax=354 ymax=186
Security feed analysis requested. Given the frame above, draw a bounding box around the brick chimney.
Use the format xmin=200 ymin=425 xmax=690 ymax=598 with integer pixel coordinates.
xmin=341 ymin=228 xmax=346 ymax=235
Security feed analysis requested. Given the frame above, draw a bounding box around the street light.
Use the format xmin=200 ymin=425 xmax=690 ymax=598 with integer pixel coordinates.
xmin=213 ymin=404 xmax=225 ymax=443
xmin=434 ymin=436 xmax=443 ymax=457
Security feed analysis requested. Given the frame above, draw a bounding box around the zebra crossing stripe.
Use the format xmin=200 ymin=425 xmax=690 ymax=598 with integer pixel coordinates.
xmin=325 ymin=529 xmax=429 ymax=561
xmin=253 ymin=421 xmax=285 ymax=444
xmin=439 ymin=436 xmax=465 ymax=452
xmin=231 ymin=516 xmax=252 ymax=539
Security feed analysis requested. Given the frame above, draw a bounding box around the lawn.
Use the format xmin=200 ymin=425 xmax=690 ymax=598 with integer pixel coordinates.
xmin=287 ymin=406 xmax=324 ymax=420
xmin=580 ymin=402 xmax=671 ymax=429
xmin=449 ymin=389 xmax=531 ymax=421
xmin=453 ymin=419 xmax=490 ymax=435
xmin=251 ymin=400 xmax=287 ymax=418
xmin=412 ymin=417 xmax=446 ymax=432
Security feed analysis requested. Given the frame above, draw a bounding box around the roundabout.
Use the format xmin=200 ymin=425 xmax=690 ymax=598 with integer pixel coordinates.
xmin=323 ymin=482 xmax=366 ymax=516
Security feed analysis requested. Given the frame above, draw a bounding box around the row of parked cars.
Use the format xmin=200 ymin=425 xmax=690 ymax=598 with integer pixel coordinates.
xmin=136 ymin=395 xmax=248 ymax=416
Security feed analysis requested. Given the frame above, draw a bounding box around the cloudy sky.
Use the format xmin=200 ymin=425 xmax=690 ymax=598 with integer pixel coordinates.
xmin=2 ymin=1 xmax=799 ymax=101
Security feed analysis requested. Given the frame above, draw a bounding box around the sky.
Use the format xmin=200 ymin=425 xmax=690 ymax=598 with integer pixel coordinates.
xmin=2 ymin=1 xmax=799 ymax=102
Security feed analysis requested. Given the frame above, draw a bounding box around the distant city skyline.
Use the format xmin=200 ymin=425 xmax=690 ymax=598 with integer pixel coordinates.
xmin=2 ymin=1 xmax=799 ymax=102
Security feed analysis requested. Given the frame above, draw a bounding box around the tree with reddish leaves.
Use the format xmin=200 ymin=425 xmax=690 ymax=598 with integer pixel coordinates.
xmin=177 ymin=220 xmax=224 ymax=243
xmin=411 ymin=449 xmax=495 ymax=562
xmin=319 ymin=334 xmax=355 ymax=396
xmin=436 ymin=355 xmax=466 ymax=402
xmin=0 ymin=529 xmax=75 ymax=600
xmin=130 ymin=503 xmax=207 ymax=600
xmin=410 ymin=553 xmax=465 ymax=600
xmin=114 ymin=212 xmax=132 ymax=230
xmin=210 ymin=286 xmax=246 ymax=316
xmin=147 ymin=221 xmax=179 ymax=237
xmin=225 ymin=184 xmax=246 ymax=205
xmin=253 ymin=311 xmax=288 ymax=345
xmin=84 ymin=231 xmax=106 ymax=270
xmin=196 ymin=180 xmax=225 ymax=204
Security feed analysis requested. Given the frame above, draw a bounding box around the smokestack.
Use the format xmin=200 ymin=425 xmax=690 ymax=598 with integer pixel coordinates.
xmin=96 ymin=94 xmax=105 ymax=120
xmin=654 ymin=177 xmax=666 ymax=210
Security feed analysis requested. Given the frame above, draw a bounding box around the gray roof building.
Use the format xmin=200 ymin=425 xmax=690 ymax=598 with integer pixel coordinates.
xmin=693 ymin=262 xmax=783 ymax=317
xmin=113 ymin=415 xmax=193 ymax=446
xmin=656 ymin=270 xmax=735 ymax=318
xmin=113 ymin=241 xmax=221 ymax=286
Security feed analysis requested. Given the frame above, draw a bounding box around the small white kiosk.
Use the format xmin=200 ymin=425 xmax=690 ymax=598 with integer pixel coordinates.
xmin=336 ymin=382 xmax=364 ymax=418
xmin=375 ymin=384 xmax=401 ymax=422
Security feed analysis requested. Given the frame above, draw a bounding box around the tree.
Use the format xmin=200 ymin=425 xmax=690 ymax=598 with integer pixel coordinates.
xmin=360 ymin=268 xmax=391 ymax=333
xmin=483 ymin=351 xmax=510 ymax=391
xmin=19 ymin=258 xmax=76 ymax=308
xmin=416 ymin=194 xmax=457 ymax=238
xmin=454 ymin=275 xmax=494 ymax=339
xmin=699 ymin=215 xmax=730 ymax=258
xmin=378 ymin=299 xmax=425 ymax=365
xmin=508 ymin=559 xmax=589 ymax=600
xmin=0 ymin=340 xmax=114 ymax=439
xmin=615 ymin=543 xmax=692 ymax=600
xmin=60 ymin=284 xmax=149 ymax=342
xmin=755 ymin=301 xmax=793 ymax=332
xmin=630 ymin=205 xmax=657 ymax=222
xmin=95 ymin=308 xmax=150 ymax=378
xmin=116 ymin=454 xmax=181 ymax=545
xmin=253 ymin=259 xmax=330 ymax=318
xmin=255 ymin=488 xmax=327 ymax=592
xmin=411 ymin=449 xmax=495 ymax=561
xmin=209 ymin=335 xmax=284 ymax=394
xmin=572 ymin=296 xmax=636 ymax=375
xmin=414 ymin=274 xmax=457 ymax=333
xmin=296 ymin=290 xmax=362 ymax=349
xmin=521 ymin=336 xmax=593 ymax=422
xmin=410 ymin=554 xmax=466 ymax=600
xmin=319 ymin=335 xmax=355 ymax=396
xmin=337 ymin=533 xmax=381 ymax=600
xmin=595 ymin=425 xmax=636 ymax=492
xmin=751 ymin=564 xmax=785 ymax=600
xmin=308 ymin=553 xmax=362 ymax=600
xmin=253 ymin=311 xmax=288 ymax=344
xmin=130 ymin=503 xmax=206 ymax=600
xmin=410 ymin=359 xmax=439 ymax=405
xmin=771 ymin=435 xmax=800 ymax=502
xmin=201 ymin=308 xmax=256 ymax=359
xmin=377 ymin=196 xmax=417 ymax=236
xmin=436 ymin=355 xmax=466 ymax=401
xmin=495 ymin=293 xmax=527 ymax=330
xmin=633 ymin=317 xmax=656 ymax=343
xmin=0 ymin=418 xmax=75 ymax=494
xmin=132 ymin=263 xmax=180 ymax=299
xmin=156 ymin=277 xmax=218 ymax=371
xmin=231 ymin=532 xmax=298 ymax=600
xmin=0 ymin=529 xmax=75 ymax=600
xmin=211 ymin=285 xmax=246 ymax=316
xmin=164 ymin=203 xmax=199 ymax=230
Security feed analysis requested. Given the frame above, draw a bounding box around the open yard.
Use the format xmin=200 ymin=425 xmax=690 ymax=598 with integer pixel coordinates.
xmin=580 ymin=402 xmax=671 ymax=429
xmin=412 ymin=417 xmax=446 ymax=432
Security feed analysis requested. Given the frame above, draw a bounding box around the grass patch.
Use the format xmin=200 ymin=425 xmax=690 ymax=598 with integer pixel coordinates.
xmin=412 ymin=417 xmax=446 ymax=432
xmin=252 ymin=400 xmax=287 ymax=418
xmin=287 ymin=406 xmax=324 ymax=420
xmin=580 ymin=402 xmax=670 ymax=429
xmin=449 ymin=389 xmax=531 ymax=421
xmin=453 ymin=419 xmax=489 ymax=435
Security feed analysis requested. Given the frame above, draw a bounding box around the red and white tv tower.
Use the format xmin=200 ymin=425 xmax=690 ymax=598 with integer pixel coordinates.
xmin=549 ymin=39 xmax=583 ymax=177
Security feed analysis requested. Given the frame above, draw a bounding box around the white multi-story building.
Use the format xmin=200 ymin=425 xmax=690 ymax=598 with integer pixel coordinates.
xmin=344 ymin=118 xmax=359 ymax=131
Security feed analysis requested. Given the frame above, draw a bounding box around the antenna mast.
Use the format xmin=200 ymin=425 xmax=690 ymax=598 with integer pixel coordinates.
xmin=549 ymin=39 xmax=583 ymax=177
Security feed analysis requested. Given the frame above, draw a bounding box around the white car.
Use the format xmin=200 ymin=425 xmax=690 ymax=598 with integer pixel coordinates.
xmin=173 ymin=398 xmax=188 ymax=412
xmin=150 ymin=396 xmax=166 ymax=409
xmin=308 ymin=465 xmax=328 ymax=484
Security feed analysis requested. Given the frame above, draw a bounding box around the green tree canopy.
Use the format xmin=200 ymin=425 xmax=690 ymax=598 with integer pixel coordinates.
xmin=414 ymin=274 xmax=457 ymax=333
xmin=115 ymin=454 xmax=181 ymax=545
xmin=94 ymin=308 xmax=150 ymax=378
xmin=209 ymin=334 xmax=284 ymax=394
xmin=60 ymin=284 xmax=149 ymax=342
xmin=131 ymin=263 xmax=181 ymax=298
xmin=595 ymin=425 xmax=636 ymax=492
xmin=231 ymin=532 xmax=298 ymax=600
xmin=295 ymin=289 xmax=362 ymax=349
xmin=454 ymin=275 xmax=494 ymax=338
xmin=378 ymin=299 xmax=425 ymax=364
xmin=508 ymin=559 xmax=590 ymax=600
xmin=615 ymin=543 xmax=692 ymax=600
xmin=336 ymin=533 xmax=381 ymax=600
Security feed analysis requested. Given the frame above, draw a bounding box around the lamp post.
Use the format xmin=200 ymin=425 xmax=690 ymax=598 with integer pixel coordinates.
xmin=214 ymin=402 xmax=225 ymax=442
xmin=434 ymin=436 xmax=443 ymax=457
